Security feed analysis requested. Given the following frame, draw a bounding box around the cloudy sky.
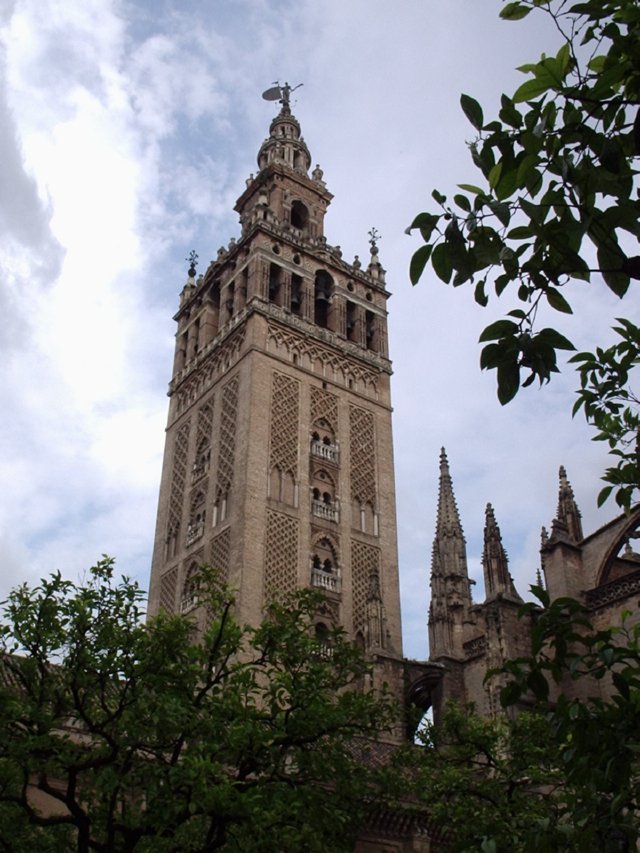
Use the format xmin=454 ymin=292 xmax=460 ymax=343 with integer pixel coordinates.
xmin=0 ymin=0 xmax=626 ymax=658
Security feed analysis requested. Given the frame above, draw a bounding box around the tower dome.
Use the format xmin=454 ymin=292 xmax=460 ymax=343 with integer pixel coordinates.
xmin=257 ymin=104 xmax=312 ymax=174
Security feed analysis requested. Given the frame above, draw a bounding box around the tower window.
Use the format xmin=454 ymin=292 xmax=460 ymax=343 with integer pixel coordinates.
xmin=346 ymin=301 xmax=358 ymax=342
xmin=365 ymin=310 xmax=377 ymax=351
xmin=291 ymin=200 xmax=308 ymax=230
xmin=314 ymin=270 xmax=333 ymax=328
xmin=311 ymin=537 xmax=340 ymax=593
xmin=291 ymin=274 xmax=303 ymax=316
xmin=269 ymin=264 xmax=281 ymax=305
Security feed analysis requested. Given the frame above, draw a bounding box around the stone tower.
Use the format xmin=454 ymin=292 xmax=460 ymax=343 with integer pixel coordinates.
xmin=147 ymin=87 xmax=403 ymax=663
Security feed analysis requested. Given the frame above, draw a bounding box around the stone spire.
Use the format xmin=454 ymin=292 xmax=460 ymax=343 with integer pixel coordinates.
xmin=482 ymin=503 xmax=521 ymax=601
xmin=435 ymin=447 xmax=465 ymax=540
xmin=428 ymin=449 xmax=472 ymax=659
xmin=550 ymin=465 xmax=583 ymax=544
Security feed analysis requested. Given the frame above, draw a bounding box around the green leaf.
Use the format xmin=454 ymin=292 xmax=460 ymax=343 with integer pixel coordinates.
xmin=458 ymin=183 xmax=485 ymax=195
xmin=536 ymin=328 xmax=576 ymax=351
xmin=454 ymin=193 xmax=471 ymax=212
xmin=513 ymin=77 xmax=553 ymax=103
xmin=500 ymin=2 xmax=531 ymax=20
xmin=409 ymin=244 xmax=432 ymax=285
xmin=545 ymin=288 xmax=573 ymax=314
xmin=479 ymin=319 xmax=519 ymax=343
xmin=431 ymin=242 xmax=453 ymax=284
xmin=497 ymin=359 xmax=520 ymax=404
xmin=460 ymin=94 xmax=484 ymax=131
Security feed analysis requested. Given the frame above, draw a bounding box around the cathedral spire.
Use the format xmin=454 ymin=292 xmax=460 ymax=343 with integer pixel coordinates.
xmin=550 ymin=465 xmax=583 ymax=544
xmin=428 ymin=449 xmax=472 ymax=660
xmin=482 ymin=503 xmax=521 ymax=601
xmin=435 ymin=448 xmax=465 ymax=540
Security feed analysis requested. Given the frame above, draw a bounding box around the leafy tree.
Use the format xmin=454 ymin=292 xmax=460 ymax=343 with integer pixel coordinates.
xmin=0 ymin=558 xmax=395 ymax=852
xmin=498 ymin=588 xmax=640 ymax=851
xmin=404 ymin=591 xmax=640 ymax=851
xmin=408 ymin=0 xmax=640 ymax=509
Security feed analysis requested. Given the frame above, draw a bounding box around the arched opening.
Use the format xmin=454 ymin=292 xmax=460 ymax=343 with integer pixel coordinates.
xmin=314 ymin=270 xmax=333 ymax=328
xmin=181 ymin=563 xmax=199 ymax=613
xmin=291 ymin=274 xmax=303 ymax=316
xmin=269 ymin=263 xmax=281 ymax=305
xmin=291 ymin=200 xmax=309 ymax=230
xmin=314 ymin=622 xmax=332 ymax=657
xmin=310 ymin=537 xmax=340 ymax=593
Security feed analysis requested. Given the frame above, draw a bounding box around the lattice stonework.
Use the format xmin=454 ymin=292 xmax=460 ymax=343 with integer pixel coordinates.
xmin=351 ymin=540 xmax=381 ymax=631
xmin=210 ymin=528 xmax=231 ymax=582
xmin=264 ymin=510 xmax=299 ymax=600
xmin=269 ymin=373 xmax=300 ymax=477
xmin=310 ymin=385 xmax=338 ymax=432
xmin=217 ymin=376 xmax=239 ymax=498
xmin=196 ymin=399 xmax=214 ymax=451
xmin=159 ymin=567 xmax=178 ymax=613
xmin=167 ymin=421 xmax=191 ymax=538
xmin=349 ymin=406 xmax=376 ymax=506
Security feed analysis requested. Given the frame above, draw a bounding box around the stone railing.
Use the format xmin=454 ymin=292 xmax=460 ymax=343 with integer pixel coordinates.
xmin=311 ymin=500 xmax=339 ymax=523
xmin=186 ymin=523 xmax=204 ymax=547
xmin=311 ymin=568 xmax=341 ymax=594
xmin=311 ymin=441 xmax=339 ymax=464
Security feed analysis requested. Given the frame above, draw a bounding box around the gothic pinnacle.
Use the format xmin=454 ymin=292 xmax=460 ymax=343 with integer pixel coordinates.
xmin=482 ymin=502 xmax=521 ymax=601
xmin=554 ymin=465 xmax=583 ymax=543
xmin=435 ymin=448 xmax=465 ymax=540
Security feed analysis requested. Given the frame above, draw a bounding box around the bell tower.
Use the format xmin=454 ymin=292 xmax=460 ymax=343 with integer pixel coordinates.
xmin=148 ymin=85 xmax=403 ymax=658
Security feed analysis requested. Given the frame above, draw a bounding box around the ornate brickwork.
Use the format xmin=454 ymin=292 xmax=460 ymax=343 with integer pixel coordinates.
xmin=175 ymin=328 xmax=245 ymax=414
xmin=586 ymin=569 xmax=640 ymax=609
xmin=310 ymin=385 xmax=338 ymax=432
xmin=269 ymin=373 xmax=300 ymax=477
xmin=159 ymin=567 xmax=178 ymax=613
xmin=349 ymin=405 xmax=376 ymax=506
xmin=264 ymin=510 xmax=299 ymax=600
xmin=217 ymin=376 xmax=239 ymax=499
xmin=210 ymin=528 xmax=231 ymax=582
xmin=267 ymin=322 xmax=379 ymax=396
xmin=351 ymin=540 xmax=381 ymax=631
xmin=167 ymin=421 xmax=191 ymax=541
xmin=196 ymin=399 xmax=214 ymax=452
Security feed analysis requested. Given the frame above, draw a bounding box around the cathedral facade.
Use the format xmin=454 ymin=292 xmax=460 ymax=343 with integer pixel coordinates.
xmin=426 ymin=451 xmax=640 ymax=721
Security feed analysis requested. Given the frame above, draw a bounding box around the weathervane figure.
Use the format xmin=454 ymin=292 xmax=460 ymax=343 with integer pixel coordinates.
xmin=368 ymin=227 xmax=381 ymax=251
xmin=261 ymin=81 xmax=303 ymax=110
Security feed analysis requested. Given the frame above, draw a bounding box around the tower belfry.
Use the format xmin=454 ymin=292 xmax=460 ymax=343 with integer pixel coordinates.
xmin=148 ymin=90 xmax=403 ymax=658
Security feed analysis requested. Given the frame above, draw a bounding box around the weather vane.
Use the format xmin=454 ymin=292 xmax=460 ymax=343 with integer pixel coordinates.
xmin=186 ymin=250 xmax=199 ymax=278
xmin=368 ymin=227 xmax=381 ymax=250
xmin=261 ymin=81 xmax=303 ymax=110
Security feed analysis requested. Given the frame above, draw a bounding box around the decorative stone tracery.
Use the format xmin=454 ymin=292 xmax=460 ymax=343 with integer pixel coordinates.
xmin=216 ymin=376 xmax=239 ymax=501
xmin=167 ymin=420 xmax=191 ymax=550
xmin=210 ymin=528 xmax=231 ymax=584
xmin=351 ymin=540 xmax=381 ymax=632
xmin=311 ymin=385 xmax=338 ymax=434
xmin=349 ymin=405 xmax=376 ymax=508
xmin=264 ymin=509 xmax=299 ymax=600
xmin=269 ymin=373 xmax=300 ymax=479
xmin=159 ymin=567 xmax=178 ymax=613
xmin=193 ymin=398 xmax=214 ymax=481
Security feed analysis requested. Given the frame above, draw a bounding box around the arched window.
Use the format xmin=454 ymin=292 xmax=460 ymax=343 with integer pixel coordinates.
xmin=181 ymin=564 xmax=199 ymax=612
xmin=314 ymin=270 xmax=333 ymax=328
xmin=291 ymin=200 xmax=309 ymax=230
xmin=310 ymin=537 xmax=340 ymax=593
xmin=314 ymin=622 xmax=332 ymax=657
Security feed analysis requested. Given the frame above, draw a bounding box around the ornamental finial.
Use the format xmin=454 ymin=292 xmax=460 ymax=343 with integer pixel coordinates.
xmin=186 ymin=250 xmax=199 ymax=278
